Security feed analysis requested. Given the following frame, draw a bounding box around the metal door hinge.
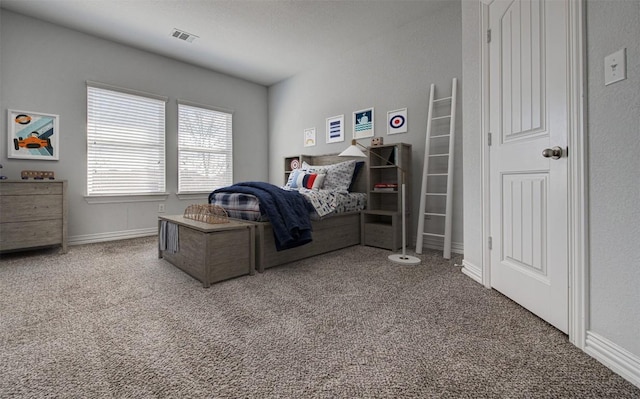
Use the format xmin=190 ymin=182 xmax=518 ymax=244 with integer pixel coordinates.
xmin=488 ymin=236 xmax=493 ymax=250
xmin=488 ymin=132 xmax=492 ymax=146
xmin=487 ymin=29 xmax=492 ymax=43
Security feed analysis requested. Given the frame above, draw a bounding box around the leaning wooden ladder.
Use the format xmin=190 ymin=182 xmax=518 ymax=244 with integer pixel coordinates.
xmin=415 ymin=78 xmax=457 ymax=259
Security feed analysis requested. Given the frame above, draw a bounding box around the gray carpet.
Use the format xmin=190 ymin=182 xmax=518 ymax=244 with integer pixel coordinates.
xmin=0 ymin=237 xmax=638 ymax=398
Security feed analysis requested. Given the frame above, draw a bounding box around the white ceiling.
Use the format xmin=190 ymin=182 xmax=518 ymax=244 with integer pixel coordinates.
xmin=1 ymin=0 xmax=450 ymax=86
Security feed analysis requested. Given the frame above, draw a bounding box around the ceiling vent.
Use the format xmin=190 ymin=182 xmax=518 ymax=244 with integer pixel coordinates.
xmin=170 ymin=28 xmax=198 ymax=43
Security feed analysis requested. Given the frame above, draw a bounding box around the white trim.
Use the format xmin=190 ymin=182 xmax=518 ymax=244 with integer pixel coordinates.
xmin=177 ymin=99 xmax=234 ymax=115
xmin=84 ymin=193 xmax=169 ymax=204
xmin=480 ymin=0 xmax=491 ymax=289
xmin=86 ymin=80 xmax=168 ymax=102
xmin=69 ymin=228 xmax=157 ymax=246
xmin=461 ymin=259 xmax=482 ymax=284
xmin=421 ymin=238 xmax=463 ymax=255
xmin=567 ymin=0 xmax=589 ymax=351
xmin=479 ymin=0 xmax=588 ymax=347
xmin=585 ymin=331 xmax=640 ymax=389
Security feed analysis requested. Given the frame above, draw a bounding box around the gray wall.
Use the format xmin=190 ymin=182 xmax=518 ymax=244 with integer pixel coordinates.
xmin=461 ymin=0 xmax=640 ymax=362
xmin=586 ymin=0 xmax=640 ymax=356
xmin=268 ymin=1 xmax=463 ymax=249
xmin=0 ymin=10 xmax=268 ymax=242
xmin=461 ymin=1 xmax=483 ymax=272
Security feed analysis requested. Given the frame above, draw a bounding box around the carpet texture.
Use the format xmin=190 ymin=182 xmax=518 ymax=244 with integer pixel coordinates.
xmin=0 ymin=237 xmax=638 ymax=398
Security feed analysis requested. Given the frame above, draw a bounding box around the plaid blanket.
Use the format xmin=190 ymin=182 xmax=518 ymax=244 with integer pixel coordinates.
xmin=210 ymin=182 xmax=314 ymax=251
xmin=207 ymin=192 xmax=263 ymax=221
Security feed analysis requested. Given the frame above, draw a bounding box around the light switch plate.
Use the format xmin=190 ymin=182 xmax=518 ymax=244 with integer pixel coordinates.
xmin=604 ymin=48 xmax=626 ymax=86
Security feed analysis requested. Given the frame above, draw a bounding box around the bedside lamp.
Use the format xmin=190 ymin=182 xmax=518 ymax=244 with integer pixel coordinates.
xmin=339 ymin=139 xmax=420 ymax=265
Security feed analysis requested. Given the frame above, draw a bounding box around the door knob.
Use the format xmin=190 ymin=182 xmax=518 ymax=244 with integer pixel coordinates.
xmin=542 ymin=146 xmax=563 ymax=160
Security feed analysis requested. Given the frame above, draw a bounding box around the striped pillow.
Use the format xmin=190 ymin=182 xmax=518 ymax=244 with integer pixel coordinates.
xmin=290 ymin=170 xmax=325 ymax=190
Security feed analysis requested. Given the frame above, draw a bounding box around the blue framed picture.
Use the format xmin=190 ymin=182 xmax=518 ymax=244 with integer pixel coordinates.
xmin=326 ymin=115 xmax=344 ymax=144
xmin=353 ymin=107 xmax=374 ymax=139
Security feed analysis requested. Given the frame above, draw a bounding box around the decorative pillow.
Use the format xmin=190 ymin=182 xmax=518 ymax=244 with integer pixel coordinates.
xmin=289 ymin=169 xmax=326 ymax=190
xmin=285 ymin=168 xmax=310 ymax=188
xmin=287 ymin=169 xmax=304 ymax=189
xmin=285 ymin=169 xmax=302 ymax=188
xmin=302 ymin=159 xmax=356 ymax=193
xmin=305 ymin=173 xmax=326 ymax=190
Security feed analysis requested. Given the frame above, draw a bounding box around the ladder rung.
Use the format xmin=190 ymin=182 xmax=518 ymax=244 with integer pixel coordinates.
xmin=431 ymin=115 xmax=452 ymax=120
xmin=422 ymin=232 xmax=445 ymax=238
xmin=417 ymin=78 xmax=457 ymax=258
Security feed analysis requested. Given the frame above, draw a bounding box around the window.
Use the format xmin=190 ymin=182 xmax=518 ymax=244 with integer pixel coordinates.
xmin=178 ymin=101 xmax=233 ymax=193
xmin=87 ymin=83 xmax=167 ymax=196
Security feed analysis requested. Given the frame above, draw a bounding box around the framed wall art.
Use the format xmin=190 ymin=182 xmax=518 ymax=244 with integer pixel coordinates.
xmin=304 ymin=127 xmax=316 ymax=147
xmin=326 ymin=115 xmax=344 ymax=144
xmin=387 ymin=108 xmax=408 ymax=135
xmin=353 ymin=107 xmax=374 ymax=139
xmin=7 ymin=109 xmax=59 ymax=160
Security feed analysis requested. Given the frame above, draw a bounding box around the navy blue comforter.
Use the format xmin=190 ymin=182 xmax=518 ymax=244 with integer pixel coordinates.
xmin=210 ymin=182 xmax=314 ymax=251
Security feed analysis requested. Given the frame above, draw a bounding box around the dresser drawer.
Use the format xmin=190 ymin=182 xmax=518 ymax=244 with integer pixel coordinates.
xmin=0 ymin=195 xmax=63 ymax=223
xmin=0 ymin=182 xmax=63 ymax=196
xmin=363 ymin=222 xmax=399 ymax=249
xmin=0 ymin=220 xmax=63 ymax=251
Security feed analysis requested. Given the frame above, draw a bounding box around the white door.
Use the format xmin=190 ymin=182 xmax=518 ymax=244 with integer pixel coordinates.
xmin=489 ymin=0 xmax=569 ymax=333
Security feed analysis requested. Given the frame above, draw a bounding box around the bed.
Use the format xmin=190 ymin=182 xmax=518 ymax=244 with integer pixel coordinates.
xmin=209 ymin=154 xmax=367 ymax=272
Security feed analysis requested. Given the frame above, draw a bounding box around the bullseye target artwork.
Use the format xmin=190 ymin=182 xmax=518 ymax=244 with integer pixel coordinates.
xmin=8 ymin=109 xmax=59 ymax=160
xmin=387 ymin=108 xmax=407 ymax=135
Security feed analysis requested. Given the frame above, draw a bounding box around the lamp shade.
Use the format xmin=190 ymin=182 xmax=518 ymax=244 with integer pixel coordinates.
xmin=338 ymin=140 xmax=367 ymax=158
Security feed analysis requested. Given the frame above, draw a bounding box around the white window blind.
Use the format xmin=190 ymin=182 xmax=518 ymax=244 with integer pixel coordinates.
xmin=178 ymin=102 xmax=233 ymax=193
xmin=87 ymin=84 xmax=166 ymax=196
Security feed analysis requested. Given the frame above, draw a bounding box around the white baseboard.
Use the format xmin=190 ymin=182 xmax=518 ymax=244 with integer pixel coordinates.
xmin=69 ymin=228 xmax=157 ymax=246
xmin=585 ymin=331 xmax=640 ymax=389
xmin=421 ymin=237 xmax=464 ymax=254
xmin=461 ymin=259 xmax=483 ymax=284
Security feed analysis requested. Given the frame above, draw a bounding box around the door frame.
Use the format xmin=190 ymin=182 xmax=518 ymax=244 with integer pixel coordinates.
xmin=478 ymin=0 xmax=588 ymax=349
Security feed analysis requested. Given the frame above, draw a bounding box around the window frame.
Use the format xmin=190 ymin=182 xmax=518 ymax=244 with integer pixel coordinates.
xmin=85 ymin=81 xmax=168 ymax=199
xmin=177 ymin=99 xmax=234 ymax=194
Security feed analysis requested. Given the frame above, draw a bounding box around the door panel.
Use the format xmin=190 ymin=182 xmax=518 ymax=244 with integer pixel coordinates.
xmin=501 ymin=0 xmax=546 ymax=142
xmin=490 ymin=0 xmax=568 ymax=333
xmin=502 ymin=173 xmax=547 ymax=279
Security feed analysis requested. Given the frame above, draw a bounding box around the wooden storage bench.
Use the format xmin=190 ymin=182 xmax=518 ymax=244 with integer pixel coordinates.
xmin=158 ymin=215 xmax=255 ymax=288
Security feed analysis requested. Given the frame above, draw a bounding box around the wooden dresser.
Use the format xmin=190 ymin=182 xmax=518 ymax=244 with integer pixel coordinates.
xmin=0 ymin=180 xmax=68 ymax=253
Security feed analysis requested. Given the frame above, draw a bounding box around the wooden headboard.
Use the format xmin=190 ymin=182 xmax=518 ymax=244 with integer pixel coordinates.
xmin=299 ymin=153 xmax=368 ymax=194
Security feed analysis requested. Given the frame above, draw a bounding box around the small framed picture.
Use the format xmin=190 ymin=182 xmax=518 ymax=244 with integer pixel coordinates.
xmin=8 ymin=109 xmax=59 ymax=160
xmin=387 ymin=108 xmax=408 ymax=135
xmin=326 ymin=115 xmax=345 ymax=144
xmin=353 ymin=107 xmax=374 ymax=139
xmin=304 ymin=127 xmax=316 ymax=147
